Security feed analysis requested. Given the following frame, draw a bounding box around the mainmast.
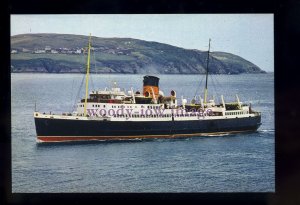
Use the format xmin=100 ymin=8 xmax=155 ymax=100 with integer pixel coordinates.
xmin=84 ymin=33 xmax=92 ymax=117
xmin=204 ymin=38 xmax=211 ymax=104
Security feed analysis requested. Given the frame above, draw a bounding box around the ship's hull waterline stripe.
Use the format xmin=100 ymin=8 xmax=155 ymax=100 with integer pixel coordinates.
xmin=37 ymin=130 xmax=255 ymax=142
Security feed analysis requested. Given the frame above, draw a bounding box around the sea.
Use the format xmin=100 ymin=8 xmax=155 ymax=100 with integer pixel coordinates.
xmin=11 ymin=73 xmax=274 ymax=192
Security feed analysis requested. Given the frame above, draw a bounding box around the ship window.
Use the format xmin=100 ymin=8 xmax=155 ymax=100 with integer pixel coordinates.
xmin=103 ymin=105 xmax=106 ymax=108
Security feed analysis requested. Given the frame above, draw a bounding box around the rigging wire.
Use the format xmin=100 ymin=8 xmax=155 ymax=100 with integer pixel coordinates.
xmin=72 ymin=73 xmax=86 ymax=113
xmin=69 ymin=78 xmax=75 ymax=113
xmin=193 ymin=41 xmax=211 ymax=102
xmin=208 ymin=56 xmax=220 ymax=103
xmin=70 ymin=46 xmax=91 ymax=113
xmin=193 ymin=72 xmax=205 ymax=100
xmin=89 ymin=49 xmax=95 ymax=92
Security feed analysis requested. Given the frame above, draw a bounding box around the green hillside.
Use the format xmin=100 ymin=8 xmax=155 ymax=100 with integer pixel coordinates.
xmin=11 ymin=33 xmax=266 ymax=74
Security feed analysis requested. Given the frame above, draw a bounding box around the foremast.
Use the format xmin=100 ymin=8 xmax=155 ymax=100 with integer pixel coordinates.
xmin=84 ymin=33 xmax=92 ymax=117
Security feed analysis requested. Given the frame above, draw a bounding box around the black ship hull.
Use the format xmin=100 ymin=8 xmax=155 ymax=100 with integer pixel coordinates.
xmin=35 ymin=115 xmax=261 ymax=142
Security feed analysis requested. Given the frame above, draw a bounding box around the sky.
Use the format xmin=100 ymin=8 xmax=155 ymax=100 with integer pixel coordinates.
xmin=11 ymin=14 xmax=274 ymax=72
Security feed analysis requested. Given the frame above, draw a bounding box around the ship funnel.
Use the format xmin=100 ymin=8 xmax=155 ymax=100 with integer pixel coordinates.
xmin=143 ymin=76 xmax=159 ymax=99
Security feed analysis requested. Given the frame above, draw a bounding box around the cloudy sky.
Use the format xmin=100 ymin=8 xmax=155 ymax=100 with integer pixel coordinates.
xmin=11 ymin=14 xmax=274 ymax=72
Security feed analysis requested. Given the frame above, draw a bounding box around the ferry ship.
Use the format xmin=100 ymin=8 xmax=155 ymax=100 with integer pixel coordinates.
xmin=34 ymin=35 xmax=261 ymax=143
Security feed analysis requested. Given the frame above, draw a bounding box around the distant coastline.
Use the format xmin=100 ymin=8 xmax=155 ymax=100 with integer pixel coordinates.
xmin=11 ymin=33 xmax=267 ymax=75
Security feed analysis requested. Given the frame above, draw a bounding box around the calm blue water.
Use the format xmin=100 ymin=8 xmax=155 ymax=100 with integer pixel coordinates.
xmin=11 ymin=73 xmax=274 ymax=192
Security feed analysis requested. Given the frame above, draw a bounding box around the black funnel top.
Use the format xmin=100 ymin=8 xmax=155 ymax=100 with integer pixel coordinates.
xmin=143 ymin=76 xmax=159 ymax=87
